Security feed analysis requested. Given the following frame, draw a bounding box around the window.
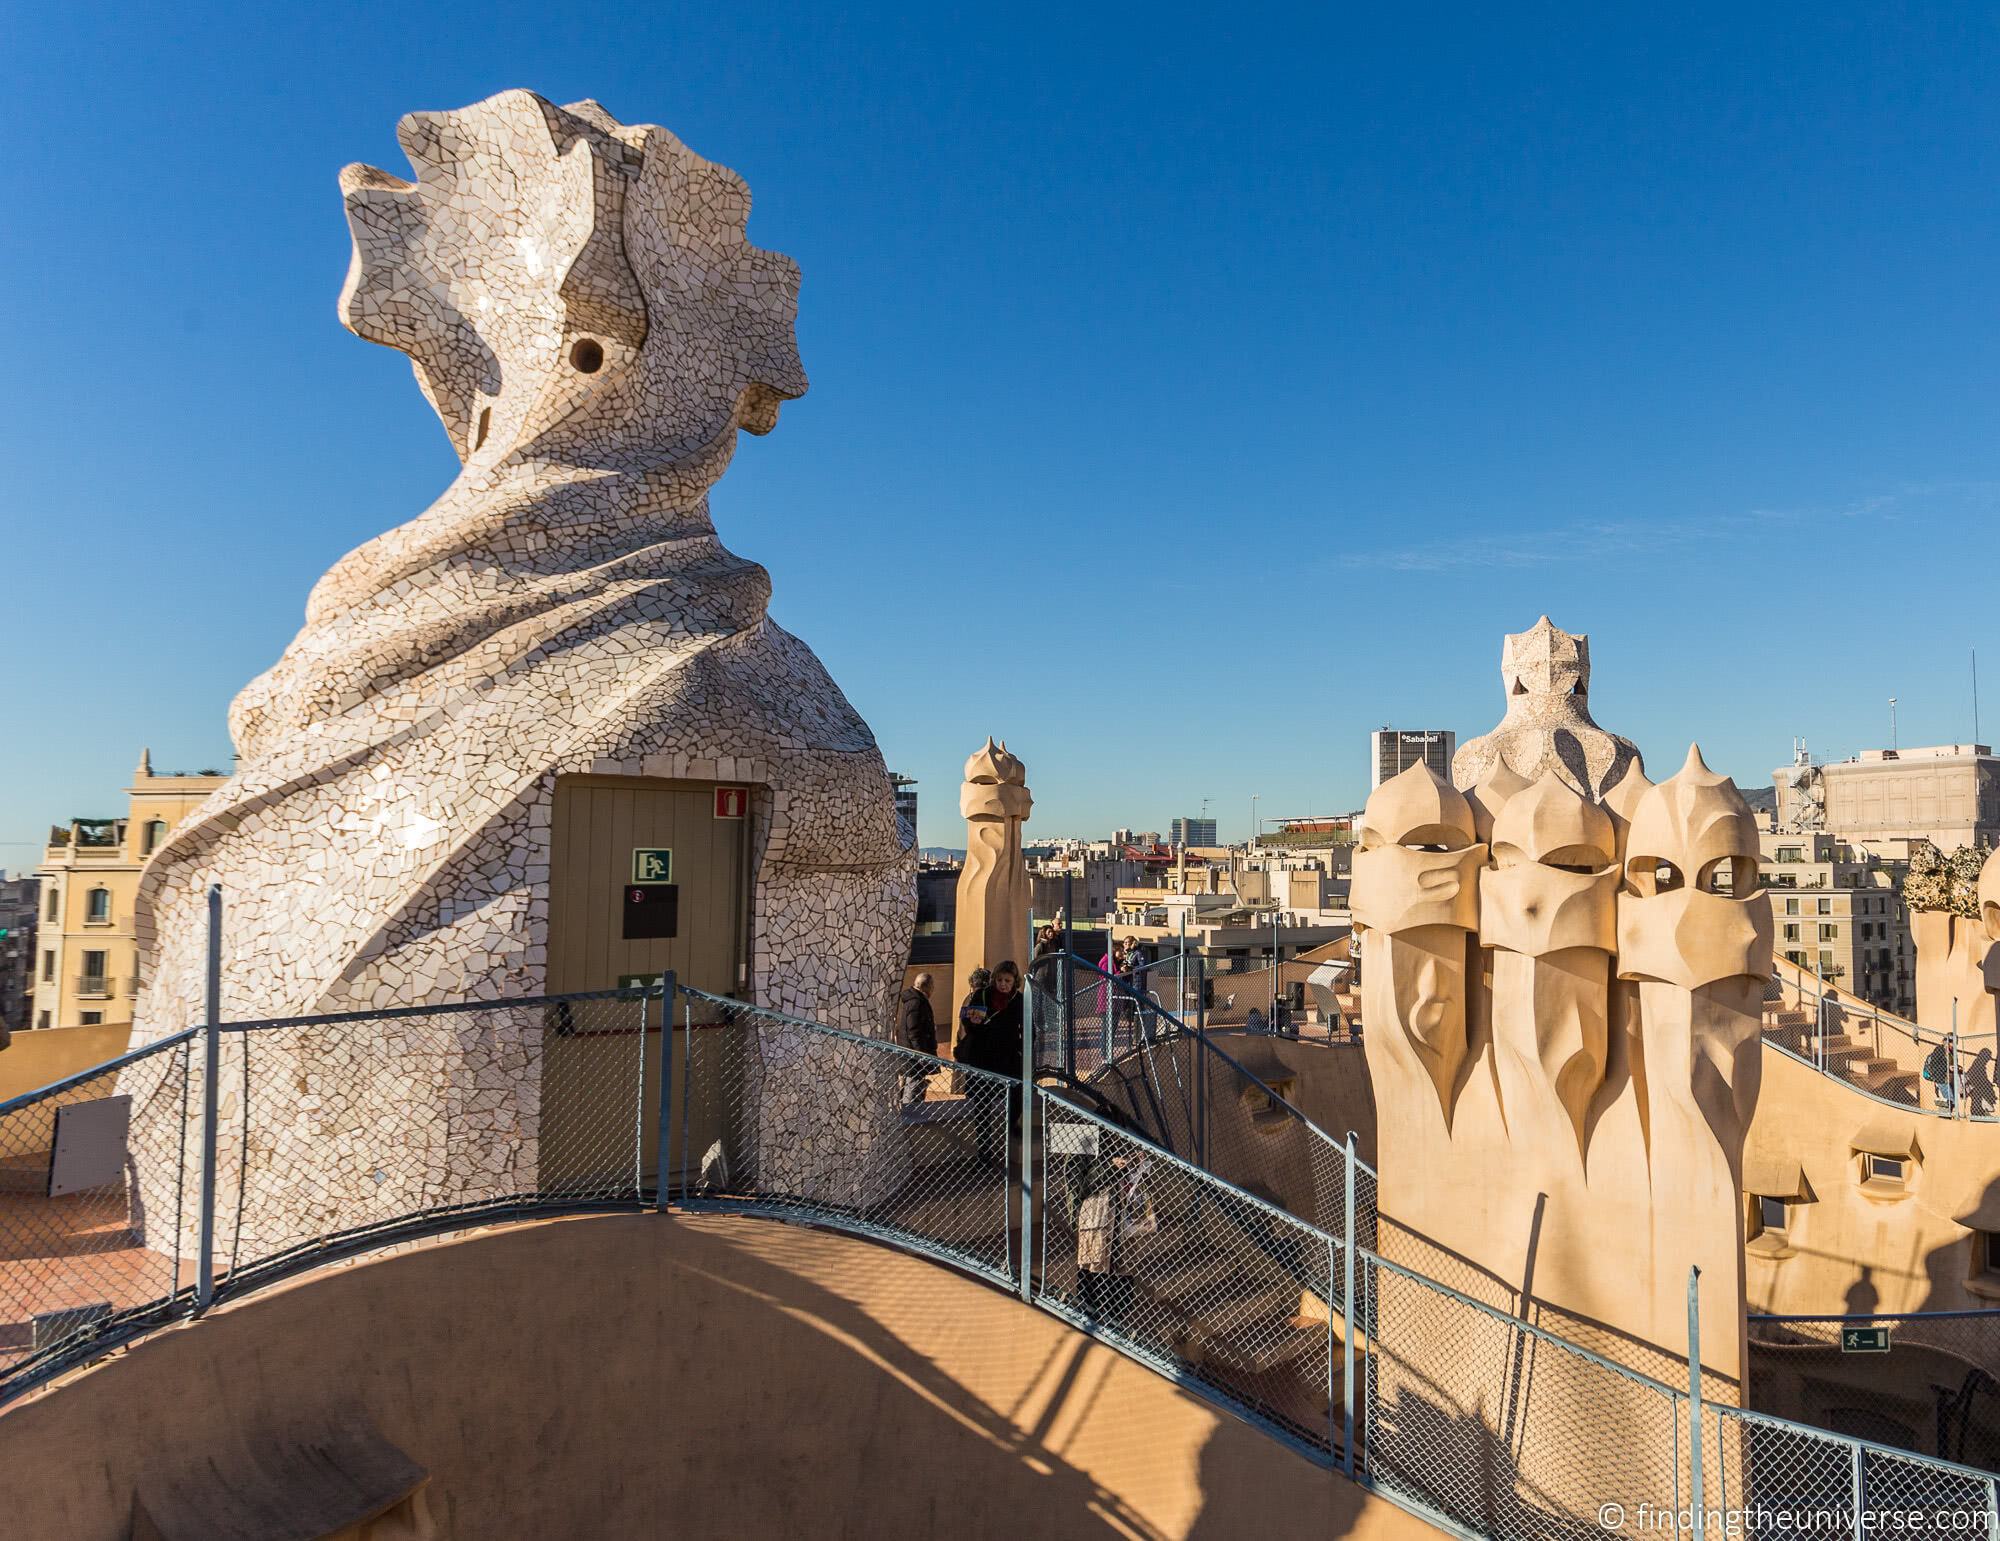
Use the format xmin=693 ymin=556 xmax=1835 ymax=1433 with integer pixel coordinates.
xmin=41 ymin=950 xmax=53 ymax=983
xmin=1785 ymin=898 xmax=1800 ymax=916
xmin=1819 ymin=949 xmax=1836 ymax=973
xmin=79 ymin=950 xmax=108 ymax=995
xmin=45 ymin=886 xmax=57 ymax=921
xmin=1748 ymin=1192 xmax=1797 ymax=1255
xmin=1786 ymin=949 xmax=1806 ymax=967
xmin=1982 ymin=1232 xmax=2000 ymax=1279
xmin=79 ymin=1011 xmax=101 ymax=1026
xmin=1820 ymin=923 xmax=1839 ymax=942
xmin=36 ymin=1011 xmax=48 ymax=1029
xmin=85 ymin=887 xmax=111 ymax=923
xmin=142 ymin=819 xmax=168 ymax=855
xmin=1783 ymin=923 xmax=1800 ymax=942
xmin=1865 ymin=1154 xmax=1905 ymax=1184
xmin=1818 ymin=898 xmax=1832 ymax=915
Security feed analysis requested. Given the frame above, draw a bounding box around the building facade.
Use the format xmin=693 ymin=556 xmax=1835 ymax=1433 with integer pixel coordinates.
xmin=1168 ymin=816 xmax=1217 ymax=847
xmin=29 ymin=752 xmax=225 ymax=1032
xmin=1759 ymin=831 xmax=1914 ymax=1017
xmin=1774 ymin=743 xmax=1999 ymax=853
xmin=889 ymin=773 xmax=918 ymax=839
xmin=0 ymin=875 xmax=39 ymax=1036
xmin=1371 ymin=728 xmax=1456 ymax=790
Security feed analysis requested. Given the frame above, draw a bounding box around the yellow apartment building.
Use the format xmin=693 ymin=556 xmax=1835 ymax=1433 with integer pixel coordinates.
xmin=1760 ymin=829 xmax=1916 ymax=1017
xmin=29 ymin=750 xmax=226 ymax=1032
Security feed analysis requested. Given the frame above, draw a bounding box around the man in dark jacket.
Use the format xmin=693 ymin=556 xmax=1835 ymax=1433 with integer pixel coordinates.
xmin=897 ymin=974 xmax=938 ymax=1108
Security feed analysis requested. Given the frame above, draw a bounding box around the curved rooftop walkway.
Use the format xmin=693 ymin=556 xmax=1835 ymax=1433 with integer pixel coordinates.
xmin=0 ymin=1211 xmax=1434 ymax=1541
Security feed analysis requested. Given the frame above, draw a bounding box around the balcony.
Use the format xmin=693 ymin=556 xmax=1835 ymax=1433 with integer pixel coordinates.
xmin=73 ymin=974 xmax=114 ymax=1000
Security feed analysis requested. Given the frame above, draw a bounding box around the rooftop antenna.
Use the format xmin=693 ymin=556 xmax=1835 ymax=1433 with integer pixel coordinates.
xmin=1889 ymin=697 xmax=1898 ymax=752
xmin=1974 ymin=649 xmax=1981 ymax=745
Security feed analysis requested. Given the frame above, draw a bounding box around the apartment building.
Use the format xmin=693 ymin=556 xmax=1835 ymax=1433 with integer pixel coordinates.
xmin=1370 ymin=728 xmax=1456 ymax=789
xmin=1168 ymin=815 xmax=1218 ymax=847
xmin=30 ymin=751 xmax=226 ymax=1032
xmin=1775 ymin=742 xmax=1999 ymax=853
xmin=0 ymin=874 xmax=39 ymax=1035
xmin=1760 ymin=830 xmax=1914 ymax=1017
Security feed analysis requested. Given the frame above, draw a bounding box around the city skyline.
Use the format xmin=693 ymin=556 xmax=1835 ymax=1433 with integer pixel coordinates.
xmin=2 ymin=4 xmax=1995 ymax=858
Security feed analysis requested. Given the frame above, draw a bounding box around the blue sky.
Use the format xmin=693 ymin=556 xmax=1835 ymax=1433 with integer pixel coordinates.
xmin=1 ymin=3 xmax=1994 ymax=862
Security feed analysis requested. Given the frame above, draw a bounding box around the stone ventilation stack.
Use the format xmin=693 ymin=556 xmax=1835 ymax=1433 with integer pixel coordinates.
xmin=1353 ymin=619 xmax=1771 ymax=1506
xmin=1907 ymin=842 xmax=2000 ymax=1038
xmin=952 ymin=739 xmax=1032 ymax=1048
xmin=120 ymin=90 xmax=915 ymax=1257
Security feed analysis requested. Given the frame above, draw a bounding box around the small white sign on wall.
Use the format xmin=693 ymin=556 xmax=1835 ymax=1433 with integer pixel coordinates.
xmin=1047 ymin=1122 xmax=1100 ymax=1157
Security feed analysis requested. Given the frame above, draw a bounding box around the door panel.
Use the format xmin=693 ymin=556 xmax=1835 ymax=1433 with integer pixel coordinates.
xmin=547 ymin=776 xmax=746 ymax=998
xmin=545 ymin=776 xmax=749 ymax=1189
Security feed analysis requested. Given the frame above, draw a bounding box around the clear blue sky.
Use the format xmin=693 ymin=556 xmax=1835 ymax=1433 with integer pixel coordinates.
xmin=2 ymin=3 xmax=1994 ymax=863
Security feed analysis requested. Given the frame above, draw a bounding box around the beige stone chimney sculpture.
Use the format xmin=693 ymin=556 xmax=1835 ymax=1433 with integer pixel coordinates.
xmin=1355 ymin=621 xmax=1772 ymax=1410
xmin=952 ymin=740 xmax=1031 ymax=1049
xmin=1908 ymin=842 xmax=1999 ymax=1039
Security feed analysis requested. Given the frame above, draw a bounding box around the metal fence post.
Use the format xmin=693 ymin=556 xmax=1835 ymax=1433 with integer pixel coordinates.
xmin=1342 ymin=1129 xmax=1358 ymax=1477
xmin=1952 ymin=1000 xmax=1964 ymax=1119
xmin=1849 ymin=1437 xmax=1865 ymax=1541
xmin=1688 ymin=1266 xmax=1705 ymax=1541
xmin=1196 ymin=956 xmax=1209 ymax=1167
xmin=1019 ymin=918 xmax=1035 ymax=1305
xmin=1177 ymin=910 xmax=1188 ymax=1018
xmin=1815 ymin=960 xmax=1826 ymax=1073
xmin=1270 ymin=909 xmax=1279 ymax=1028
xmin=655 ymin=971 xmax=677 ymax=1212
xmin=1062 ymin=874 xmax=1076 ymax=1077
xmin=195 ymin=884 xmax=222 ymax=1316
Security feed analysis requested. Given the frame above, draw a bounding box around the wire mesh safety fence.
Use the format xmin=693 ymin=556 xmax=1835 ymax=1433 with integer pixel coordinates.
xmin=211 ymin=990 xmax=659 ymax=1289
xmin=672 ymin=986 xmax=1021 ymax=1290
xmin=1126 ymin=950 xmax=1207 ymax=1024
xmin=0 ymin=1031 xmax=198 ymax=1397
xmin=1035 ymin=1089 xmax=1345 ymax=1458
xmin=1760 ymin=969 xmax=1999 ymax=1120
xmin=1749 ymin=1312 xmax=2000 ymax=1471
xmin=1028 ymin=954 xmax=1152 ymax=1082
xmin=0 ymin=987 xmax=663 ymax=1400
xmin=1201 ymin=954 xmax=1356 ymax=1040
xmin=1362 ymin=1246 xmax=1694 ymax=1540
xmin=2 ymin=973 xmax=1998 ymax=1541
xmin=1703 ymin=1400 xmax=2000 ymax=1541
xmin=1026 ymin=961 xmax=1379 ymax=1252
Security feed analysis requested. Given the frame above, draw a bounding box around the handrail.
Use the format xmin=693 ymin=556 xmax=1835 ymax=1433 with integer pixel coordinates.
xmin=1760 ymin=1035 xmax=1951 ymax=1115
xmin=219 ymin=981 xmax=664 ymax=1033
xmin=1036 ymin=950 xmax=1379 ymax=1180
xmin=1751 ymin=1307 xmax=2000 ymax=1324
xmin=679 ymin=983 xmax=1018 ymax=1085
xmin=1761 ymin=960 xmax=1999 ymax=1119
xmin=0 ymin=1027 xmax=198 ymax=1119
xmin=1768 ymin=962 xmax=1940 ymax=1042
xmin=1038 ymin=1088 xmax=1335 ymax=1244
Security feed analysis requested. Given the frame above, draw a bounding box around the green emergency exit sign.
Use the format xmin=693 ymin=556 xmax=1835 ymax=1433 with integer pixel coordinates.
xmin=631 ymin=848 xmax=673 ymax=885
xmin=1840 ymin=1326 xmax=1890 ymax=1353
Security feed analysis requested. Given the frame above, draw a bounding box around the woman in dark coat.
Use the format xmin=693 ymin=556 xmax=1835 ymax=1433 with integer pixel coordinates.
xmin=967 ymin=961 xmax=1025 ymax=1078
xmin=959 ymin=960 xmax=1025 ymax=1163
